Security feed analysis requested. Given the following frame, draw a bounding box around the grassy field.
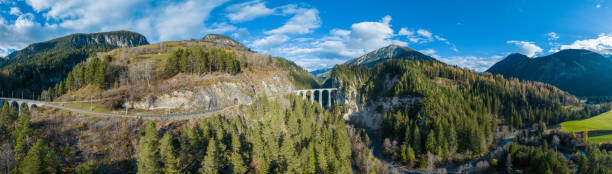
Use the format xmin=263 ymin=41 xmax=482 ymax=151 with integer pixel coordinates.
xmin=589 ymin=134 xmax=612 ymax=143
xmin=561 ymin=110 xmax=612 ymax=143
xmin=561 ymin=110 xmax=612 ymax=132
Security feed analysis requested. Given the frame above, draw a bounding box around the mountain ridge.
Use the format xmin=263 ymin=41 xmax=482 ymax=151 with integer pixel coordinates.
xmin=345 ymin=44 xmax=437 ymax=67
xmin=6 ymin=30 xmax=149 ymax=60
xmin=486 ymin=49 xmax=612 ymax=96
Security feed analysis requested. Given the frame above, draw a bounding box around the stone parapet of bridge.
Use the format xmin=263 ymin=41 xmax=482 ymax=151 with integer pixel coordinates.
xmin=294 ymin=88 xmax=338 ymax=108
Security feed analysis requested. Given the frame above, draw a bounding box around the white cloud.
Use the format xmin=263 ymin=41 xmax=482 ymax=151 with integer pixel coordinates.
xmin=266 ymin=8 xmax=320 ymax=35
xmin=419 ymin=49 xmax=437 ymax=55
xmin=225 ymin=0 xmax=274 ymax=23
xmin=1 ymin=0 xmax=232 ymax=55
xmin=251 ymin=34 xmax=289 ymax=48
xmin=417 ymin=29 xmax=433 ymax=39
xmin=0 ymin=13 xmax=51 ymax=54
xmin=9 ymin=7 xmax=21 ymax=15
xmin=346 ymin=15 xmax=396 ymax=50
xmin=250 ymin=14 xmax=455 ymax=70
xmin=398 ymin=28 xmax=413 ymax=36
xmin=546 ymin=32 xmax=559 ymax=40
xmin=506 ymin=40 xmax=543 ymax=57
xmin=596 ymin=4 xmax=601 ymax=8
xmin=559 ymin=33 xmax=612 ymax=55
xmin=437 ymin=55 xmax=505 ymax=72
xmin=290 ymin=57 xmax=346 ymax=71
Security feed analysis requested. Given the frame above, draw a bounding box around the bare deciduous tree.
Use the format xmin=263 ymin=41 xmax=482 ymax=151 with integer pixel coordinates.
xmin=0 ymin=143 xmax=14 ymax=174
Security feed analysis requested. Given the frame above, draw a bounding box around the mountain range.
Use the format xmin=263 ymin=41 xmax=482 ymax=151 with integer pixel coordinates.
xmin=486 ymin=49 xmax=612 ymax=97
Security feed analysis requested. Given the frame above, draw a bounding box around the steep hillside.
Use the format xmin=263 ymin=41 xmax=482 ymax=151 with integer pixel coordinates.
xmin=0 ymin=31 xmax=149 ymax=97
xmin=42 ymin=34 xmax=318 ymax=114
xmin=326 ymin=55 xmax=609 ymax=168
xmin=487 ymin=49 xmax=612 ymax=96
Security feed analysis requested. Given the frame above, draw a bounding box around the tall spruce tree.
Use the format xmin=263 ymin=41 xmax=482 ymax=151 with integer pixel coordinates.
xmin=160 ymin=133 xmax=180 ymax=174
xmin=137 ymin=121 xmax=161 ymax=174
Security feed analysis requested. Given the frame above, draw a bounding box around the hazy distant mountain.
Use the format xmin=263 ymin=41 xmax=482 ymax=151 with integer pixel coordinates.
xmin=487 ymin=49 xmax=612 ymax=96
xmin=345 ymin=44 xmax=437 ymax=67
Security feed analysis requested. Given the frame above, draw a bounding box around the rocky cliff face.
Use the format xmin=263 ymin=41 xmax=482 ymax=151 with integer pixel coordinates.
xmin=127 ymin=71 xmax=296 ymax=111
xmin=70 ymin=31 xmax=149 ymax=48
xmin=201 ymin=34 xmax=250 ymax=51
xmin=332 ymin=74 xmax=422 ymax=130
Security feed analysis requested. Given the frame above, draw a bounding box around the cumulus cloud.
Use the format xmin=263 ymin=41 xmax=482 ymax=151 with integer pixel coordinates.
xmin=559 ymin=33 xmax=612 ymax=55
xmin=250 ymin=4 xmax=321 ymax=50
xmin=546 ymin=32 xmax=559 ymax=40
xmin=225 ymin=0 xmax=274 ymax=23
xmin=9 ymin=7 xmax=21 ymax=15
xmin=250 ymin=14 xmax=455 ymax=70
xmin=265 ymin=8 xmax=320 ymax=35
xmin=506 ymin=40 xmax=543 ymax=57
xmin=0 ymin=13 xmax=53 ymax=55
xmin=251 ymin=34 xmax=289 ymax=48
xmin=398 ymin=28 xmax=413 ymax=36
xmin=1 ymin=0 xmax=232 ymax=55
xmin=437 ymin=55 xmax=505 ymax=72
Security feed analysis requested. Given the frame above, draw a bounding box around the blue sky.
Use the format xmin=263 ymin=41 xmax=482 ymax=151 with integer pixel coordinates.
xmin=1 ymin=0 xmax=611 ymax=71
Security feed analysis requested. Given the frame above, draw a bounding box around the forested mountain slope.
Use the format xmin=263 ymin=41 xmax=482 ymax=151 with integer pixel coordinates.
xmin=325 ymin=57 xmax=610 ymax=168
xmin=487 ymin=49 xmax=612 ymax=97
xmin=0 ymin=31 xmax=149 ymax=97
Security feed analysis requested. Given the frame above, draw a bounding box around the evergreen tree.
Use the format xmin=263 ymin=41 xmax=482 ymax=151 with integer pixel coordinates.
xmin=412 ymin=127 xmax=422 ymax=153
xmin=94 ymin=61 xmax=105 ymax=88
xmin=200 ymin=138 xmax=218 ymax=174
xmin=280 ymin=136 xmax=298 ymax=173
xmin=75 ymin=161 xmax=100 ymax=174
xmin=137 ymin=121 xmax=161 ymax=174
xmin=425 ymin=130 xmax=437 ymax=154
xmin=230 ymin=133 xmax=247 ymax=174
xmin=20 ymin=139 xmax=60 ymax=174
xmin=160 ymin=133 xmax=180 ymax=174
xmin=13 ymin=105 xmax=32 ymax=162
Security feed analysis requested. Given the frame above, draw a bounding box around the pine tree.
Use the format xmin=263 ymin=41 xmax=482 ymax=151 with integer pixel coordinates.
xmin=94 ymin=61 xmax=105 ymax=88
xmin=425 ymin=130 xmax=437 ymax=154
xmin=14 ymin=106 xmax=32 ymax=162
xmin=137 ymin=121 xmax=161 ymax=174
xmin=230 ymin=133 xmax=247 ymax=174
xmin=75 ymin=161 xmax=100 ymax=174
xmin=280 ymin=136 xmax=298 ymax=173
xmin=20 ymin=139 xmax=60 ymax=174
xmin=200 ymin=138 xmax=218 ymax=174
xmin=160 ymin=133 xmax=180 ymax=174
xmin=412 ymin=126 xmax=422 ymax=153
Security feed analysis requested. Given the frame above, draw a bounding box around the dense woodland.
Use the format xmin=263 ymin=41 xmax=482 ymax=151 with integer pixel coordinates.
xmin=163 ymin=47 xmax=242 ymax=77
xmin=329 ymin=60 xmax=611 ymax=167
xmin=0 ymin=95 xmax=358 ymax=174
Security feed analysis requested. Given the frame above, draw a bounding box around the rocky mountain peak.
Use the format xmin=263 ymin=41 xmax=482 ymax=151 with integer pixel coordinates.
xmin=201 ymin=34 xmax=249 ymax=51
xmin=344 ymin=44 xmax=436 ymax=67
